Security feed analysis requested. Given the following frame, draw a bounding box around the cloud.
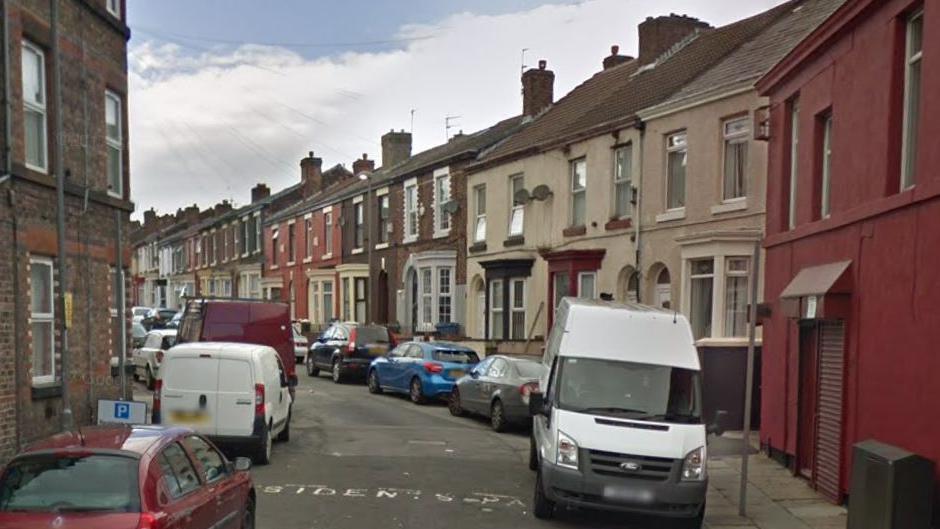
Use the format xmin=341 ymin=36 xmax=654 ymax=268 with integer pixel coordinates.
xmin=129 ymin=0 xmax=784 ymax=218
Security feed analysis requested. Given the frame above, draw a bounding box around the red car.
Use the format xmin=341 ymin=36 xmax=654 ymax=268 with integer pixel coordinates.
xmin=0 ymin=425 xmax=255 ymax=529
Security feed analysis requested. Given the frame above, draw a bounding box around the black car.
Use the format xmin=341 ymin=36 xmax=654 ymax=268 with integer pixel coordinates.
xmin=307 ymin=322 xmax=393 ymax=383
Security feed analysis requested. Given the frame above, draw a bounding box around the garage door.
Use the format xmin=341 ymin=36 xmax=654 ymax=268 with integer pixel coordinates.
xmin=815 ymin=321 xmax=845 ymax=502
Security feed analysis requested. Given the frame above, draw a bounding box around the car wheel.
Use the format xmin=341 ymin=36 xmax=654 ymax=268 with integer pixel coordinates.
xmin=491 ymin=399 xmax=507 ymax=432
xmin=242 ymin=494 xmax=256 ymax=529
xmin=254 ymin=423 xmax=272 ymax=465
xmin=145 ymin=365 xmax=155 ymax=391
xmin=529 ymin=434 xmax=539 ymax=471
xmin=306 ymin=356 xmax=319 ymax=377
xmin=448 ymin=388 xmax=464 ymax=416
xmin=532 ymin=468 xmax=555 ymax=520
xmin=368 ymin=370 xmax=383 ymax=394
xmin=409 ymin=377 xmax=425 ymax=405
xmin=332 ymin=360 xmax=344 ymax=384
xmin=276 ymin=410 xmax=291 ymax=442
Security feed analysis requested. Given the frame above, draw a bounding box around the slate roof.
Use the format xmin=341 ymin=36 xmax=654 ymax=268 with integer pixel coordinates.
xmin=479 ymin=1 xmax=796 ymax=164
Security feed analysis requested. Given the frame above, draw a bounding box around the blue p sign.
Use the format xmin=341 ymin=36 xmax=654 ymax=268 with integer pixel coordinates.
xmin=114 ymin=402 xmax=130 ymax=420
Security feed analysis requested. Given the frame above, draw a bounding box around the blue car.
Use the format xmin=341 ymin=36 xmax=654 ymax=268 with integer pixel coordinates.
xmin=368 ymin=341 xmax=480 ymax=404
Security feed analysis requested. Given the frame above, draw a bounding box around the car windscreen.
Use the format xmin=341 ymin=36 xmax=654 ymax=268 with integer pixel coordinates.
xmin=555 ymin=357 xmax=702 ymax=423
xmin=133 ymin=308 xmax=149 ymax=317
xmin=432 ymin=349 xmax=479 ymax=364
xmin=514 ymin=360 xmax=544 ymax=379
xmin=0 ymin=454 xmax=140 ymax=513
xmin=356 ymin=326 xmax=389 ymax=344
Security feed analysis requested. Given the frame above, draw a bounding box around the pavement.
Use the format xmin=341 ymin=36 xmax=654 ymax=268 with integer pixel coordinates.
xmin=134 ymin=375 xmax=847 ymax=529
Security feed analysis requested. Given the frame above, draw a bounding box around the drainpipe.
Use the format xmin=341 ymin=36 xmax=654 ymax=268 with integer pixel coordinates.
xmin=51 ymin=0 xmax=74 ymax=431
xmin=116 ymin=211 xmax=127 ymax=400
xmin=2 ymin=0 xmax=24 ymax=450
xmin=633 ymin=120 xmax=645 ymax=303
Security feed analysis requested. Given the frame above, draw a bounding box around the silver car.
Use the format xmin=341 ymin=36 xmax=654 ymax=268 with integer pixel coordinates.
xmin=449 ymin=355 xmax=546 ymax=432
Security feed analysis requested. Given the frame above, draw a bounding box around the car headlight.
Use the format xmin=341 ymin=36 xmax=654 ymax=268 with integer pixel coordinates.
xmin=556 ymin=431 xmax=579 ymax=469
xmin=681 ymin=446 xmax=706 ymax=481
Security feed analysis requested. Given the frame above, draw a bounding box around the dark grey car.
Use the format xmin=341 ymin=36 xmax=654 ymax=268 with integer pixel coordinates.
xmin=448 ymin=355 xmax=546 ymax=432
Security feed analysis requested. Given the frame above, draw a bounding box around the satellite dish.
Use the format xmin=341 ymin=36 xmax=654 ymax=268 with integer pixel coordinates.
xmin=513 ymin=188 xmax=531 ymax=206
xmin=443 ymin=200 xmax=459 ymax=214
xmin=531 ymin=184 xmax=553 ymax=201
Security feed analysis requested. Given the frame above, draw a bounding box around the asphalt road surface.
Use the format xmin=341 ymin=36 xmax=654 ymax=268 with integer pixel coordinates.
xmin=250 ymin=372 xmax=692 ymax=529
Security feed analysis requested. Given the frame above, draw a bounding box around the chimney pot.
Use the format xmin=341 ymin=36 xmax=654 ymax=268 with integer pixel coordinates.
xmin=538 ymin=59 xmax=547 ymax=69
xmin=611 ymin=45 xmax=619 ymax=55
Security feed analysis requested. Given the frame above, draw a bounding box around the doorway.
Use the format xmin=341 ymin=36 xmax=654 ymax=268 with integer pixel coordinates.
xmin=655 ymin=268 xmax=672 ymax=309
xmin=797 ymin=323 xmax=818 ymax=479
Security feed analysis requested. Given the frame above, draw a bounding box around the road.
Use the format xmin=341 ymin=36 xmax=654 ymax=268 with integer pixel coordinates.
xmin=249 ymin=372 xmax=690 ymax=529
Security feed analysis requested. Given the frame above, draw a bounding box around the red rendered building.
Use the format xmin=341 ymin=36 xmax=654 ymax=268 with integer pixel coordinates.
xmin=757 ymin=0 xmax=938 ymax=503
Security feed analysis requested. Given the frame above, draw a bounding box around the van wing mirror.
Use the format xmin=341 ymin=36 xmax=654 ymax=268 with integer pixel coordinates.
xmin=708 ymin=409 xmax=729 ymax=436
xmin=528 ymin=392 xmax=547 ymax=417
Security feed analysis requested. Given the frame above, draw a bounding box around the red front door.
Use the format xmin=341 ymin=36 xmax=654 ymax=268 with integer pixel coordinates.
xmin=797 ymin=324 xmax=818 ymax=479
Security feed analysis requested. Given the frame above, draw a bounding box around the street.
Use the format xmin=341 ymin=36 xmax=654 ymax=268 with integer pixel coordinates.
xmin=248 ymin=373 xmax=681 ymax=529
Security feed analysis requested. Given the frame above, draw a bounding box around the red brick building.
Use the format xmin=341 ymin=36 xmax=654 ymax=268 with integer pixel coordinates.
xmin=757 ymin=0 xmax=938 ymax=504
xmin=0 ymin=0 xmax=131 ymax=459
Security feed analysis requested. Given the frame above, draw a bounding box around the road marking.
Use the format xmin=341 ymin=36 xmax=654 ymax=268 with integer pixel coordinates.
xmin=258 ymin=483 xmax=526 ymax=510
xmin=407 ymin=440 xmax=446 ymax=445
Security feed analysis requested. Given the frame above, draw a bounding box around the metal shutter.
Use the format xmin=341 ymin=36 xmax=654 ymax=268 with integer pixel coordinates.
xmin=815 ymin=321 xmax=845 ymax=502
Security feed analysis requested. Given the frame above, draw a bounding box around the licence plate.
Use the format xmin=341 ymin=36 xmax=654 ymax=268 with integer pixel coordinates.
xmin=602 ymin=485 xmax=653 ymax=504
xmin=170 ymin=410 xmax=208 ymax=424
xmin=449 ymin=370 xmax=465 ymax=379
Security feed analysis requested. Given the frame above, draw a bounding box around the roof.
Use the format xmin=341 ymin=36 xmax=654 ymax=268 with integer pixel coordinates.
xmin=166 ymin=342 xmax=275 ymax=358
xmin=479 ymin=2 xmax=795 ymax=165
xmin=413 ymin=341 xmax=476 ymax=351
xmin=21 ymin=425 xmax=189 ymax=456
xmin=146 ymin=329 xmax=177 ymax=337
xmin=645 ymin=0 xmax=846 ymax=115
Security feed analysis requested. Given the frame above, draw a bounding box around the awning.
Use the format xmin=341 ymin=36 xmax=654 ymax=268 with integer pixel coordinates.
xmin=780 ymin=260 xmax=852 ymax=299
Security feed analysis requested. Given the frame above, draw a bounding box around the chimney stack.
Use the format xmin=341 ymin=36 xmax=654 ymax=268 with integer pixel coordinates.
xmin=637 ymin=14 xmax=711 ymax=65
xmin=300 ymin=150 xmax=324 ymax=198
xmin=602 ymin=44 xmax=633 ymax=70
xmin=251 ymin=183 xmax=271 ymax=203
xmin=352 ymin=153 xmax=375 ymax=175
xmin=522 ymin=59 xmax=554 ymax=117
xmin=214 ymin=200 xmax=233 ymax=215
xmin=143 ymin=208 xmax=157 ymax=226
xmin=381 ymin=130 xmax=412 ymax=168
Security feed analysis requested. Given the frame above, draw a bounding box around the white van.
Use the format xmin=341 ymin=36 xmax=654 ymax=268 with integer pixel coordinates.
xmin=529 ymin=298 xmax=724 ymax=527
xmin=154 ymin=342 xmax=293 ymax=465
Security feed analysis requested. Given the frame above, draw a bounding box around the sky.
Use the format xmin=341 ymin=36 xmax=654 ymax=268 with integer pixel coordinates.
xmin=128 ymin=0 xmax=785 ymax=220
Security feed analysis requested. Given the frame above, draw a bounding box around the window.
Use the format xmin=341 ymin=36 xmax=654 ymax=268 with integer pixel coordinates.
xmin=270 ymin=228 xmax=279 ymax=268
xmin=305 ymin=217 xmax=313 ymax=258
xmin=183 ymin=436 xmax=226 ymax=483
xmin=788 ymin=98 xmax=800 ymax=229
xmin=570 ymin=158 xmax=586 ymax=227
xmin=510 ymin=279 xmax=526 ymax=340
xmin=159 ymin=443 xmax=200 ymax=498
xmin=287 ymin=223 xmax=296 ymax=263
xmin=421 ymin=268 xmax=433 ymax=326
xmin=341 ymin=278 xmax=351 ymax=321
xmin=322 ymin=280 xmax=334 ymax=322
xmin=435 ymin=173 xmax=451 ymax=234
xmin=724 ymin=258 xmax=749 ymax=338
xmin=354 ymin=202 xmax=364 ymax=249
xmin=666 ymin=131 xmax=687 ymax=210
xmin=240 ymin=272 xmax=261 ymax=299
xmin=254 ymin=215 xmax=262 ymax=253
xmin=354 ymin=278 xmax=367 ymax=322
xmin=22 ymin=41 xmax=47 ymax=172
xmin=378 ymin=195 xmax=390 ymax=244
xmin=553 ymin=273 xmax=570 ymax=312
xmin=438 ymin=268 xmax=452 ymax=323
xmin=104 ymin=91 xmax=123 ymax=197
xmin=577 ymin=272 xmax=596 ymax=299
xmin=221 ymin=227 xmax=229 ymax=262
xmin=106 ymin=0 xmax=121 ymax=18
xmin=509 ymin=174 xmax=524 ymax=236
xmin=820 ymin=114 xmax=833 ymax=218
xmin=473 ymin=185 xmax=486 ymax=242
xmin=613 ymin=145 xmax=632 ymax=218
xmin=30 ymin=257 xmax=54 ymax=383
xmin=901 ymin=9 xmax=923 ymax=190
xmin=722 ymin=117 xmax=749 ymax=201
xmin=324 ymin=211 xmax=334 ymax=255
xmin=404 ymin=182 xmax=418 ymax=240
xmin=689 ymin=259 xmax=714 ymax=340
xmin=490 ymin=280 xmax=504 ymax=340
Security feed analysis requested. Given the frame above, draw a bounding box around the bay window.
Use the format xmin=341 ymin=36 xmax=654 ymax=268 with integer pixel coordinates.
xmin=438 ymin=268 xmax=452 ymax=323
xmin=510 ymin=279 xmax=526 ymax=340
xmin=490 ymin=280 xmax=504 ymax=340
xmin=577 ymin=272 xmax=596 ymax=300
xmin=724 ymin=258 xmax=749 ymax=337
xmin=689 ymin=259 xmax=714 ymax=340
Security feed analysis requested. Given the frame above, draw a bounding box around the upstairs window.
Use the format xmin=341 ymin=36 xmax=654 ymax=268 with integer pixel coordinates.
xmin=901 ymin=9 xmax=923 ymax=190
xmin=22 ymin=41 xmax=47 ymax=173
xmin=666 ymin=131 xmax=687 ymax=210
xmin=105 ymin=92 xmax=123 ymax=197
xmin=354 ymin=202 xmax=364 ymax=249
xmin=820 ymin=114 xmax=833 ymax=218
xmin=324 ymin=211 xmax=334 ymax=255
xmin=378 ymin=195 xmax=390 ymax=244
xmin=787 ymin=98 xmax=800 ymax=229
xmin=287 ymin=223 xmax=296 ymax=263
xmin=570 ymin=158 xmax=586 ymax=227
xmin=613 ymin=145 xmax=632 ymax=219
xmin=305 ymin=217 xmax=313 ymax=258
xmin=434 ymin=173 xmax=451 ymax=235
xmin=473 ymin=185 xmax=486 ymax=242
xmin=722 ymin=117 xmax=749 ymax=201
xmin=508 ymin=174 xmax=524 ymax=236
xmin=106 ymin=0 xmax=121 ymax=18
xmin=404 ymin=182 xmax=418 ymax=240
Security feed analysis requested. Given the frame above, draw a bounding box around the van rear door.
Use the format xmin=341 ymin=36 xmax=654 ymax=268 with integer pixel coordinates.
xmin=161 ymin=355 xmax=219 ymax=436
xmin=216 ymin=357 xmax=256 ymax=437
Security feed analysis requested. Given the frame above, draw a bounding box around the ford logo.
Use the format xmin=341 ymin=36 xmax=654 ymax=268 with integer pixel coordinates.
xmin=619 ymin=461 xmax=641 ymax=472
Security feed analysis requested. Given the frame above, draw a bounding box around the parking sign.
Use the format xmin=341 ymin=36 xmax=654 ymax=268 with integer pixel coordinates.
xmin=98 ymin=400 xmax=147 ymax=424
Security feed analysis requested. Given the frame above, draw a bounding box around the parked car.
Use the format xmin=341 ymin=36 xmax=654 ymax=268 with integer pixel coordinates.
xmin=528 ymin=298 xmax=725 ymax=526
xmin=307 ymin=322 xmax=394 ymax=383
xmin=143 ymin=308 xmax=178 ymax=330
xmin=133 ymin=329 xmax=177 ymax=390
xmin=154 ymin=342 xmax=293 ymax=465
xmin=131 ymin=321 xmax=148 ymax=349
xmin=131 ymin=306 xmax=151 ymax=324
xmin=177 ymin=298 xmax=298 ymax=395
xmin=165 ymin=311 xmax=184 ymax=329
xmin=368 ymin=342 xmax=479 ymax=404
xmin=0 ymin=424 xmax=255 ymax=529
xmin=449 ymin=355 xmax=545 ymax=432
xmin=292 ymin=324 xmax=308 ymax=365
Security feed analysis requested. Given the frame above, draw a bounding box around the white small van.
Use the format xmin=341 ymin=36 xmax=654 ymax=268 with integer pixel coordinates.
xmin=529 ymin=298 xmax=724 ymax=527
xmin=154 ymin=342 xmax=293 ymax=465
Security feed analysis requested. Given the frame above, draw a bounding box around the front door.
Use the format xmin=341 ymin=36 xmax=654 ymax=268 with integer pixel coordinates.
xmin=797 ymin=324 xmax=818 ymax=479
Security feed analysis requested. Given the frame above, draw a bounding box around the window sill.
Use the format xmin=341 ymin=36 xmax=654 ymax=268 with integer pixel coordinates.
xmin=351 ymin=248 xmax=364 ymax=255
xmin=605 ymin=218 xmax=632 ymax=231
xmin=434 ymin=230 xmax=451 ymax=239
xmin=711 ymin=199 xmax=748 ymax=215
xmin=107 ymin=190 xmax=123 ymax=200
xmin=286 ymin=261 xmax=296 ymax=267
xmin=302 ymin=257 xmax=313 ymax=264
xmin=269 ymin=265 xmax=279 ymax=271
xmin=503 ymin=236 xmax=525 ymax=248
xmin=403 ymin=236 xmax=418 ymax=244
xmin=563 ymin=225 xmax=587 ymax=237
xmin=31 ymin=381 xmax=62 ymax=400
xmin=655 ymin=208 xmax=686 ymax=223
xmin=469 ymin=241 xmax=487 ymax=253
xmin=322 ymin=253 xmax=333 ymax=260
xmin=694 ymin=337 xmax=763 ymax=348
xmin=374 ymin=242 xmax=390 ymax=250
